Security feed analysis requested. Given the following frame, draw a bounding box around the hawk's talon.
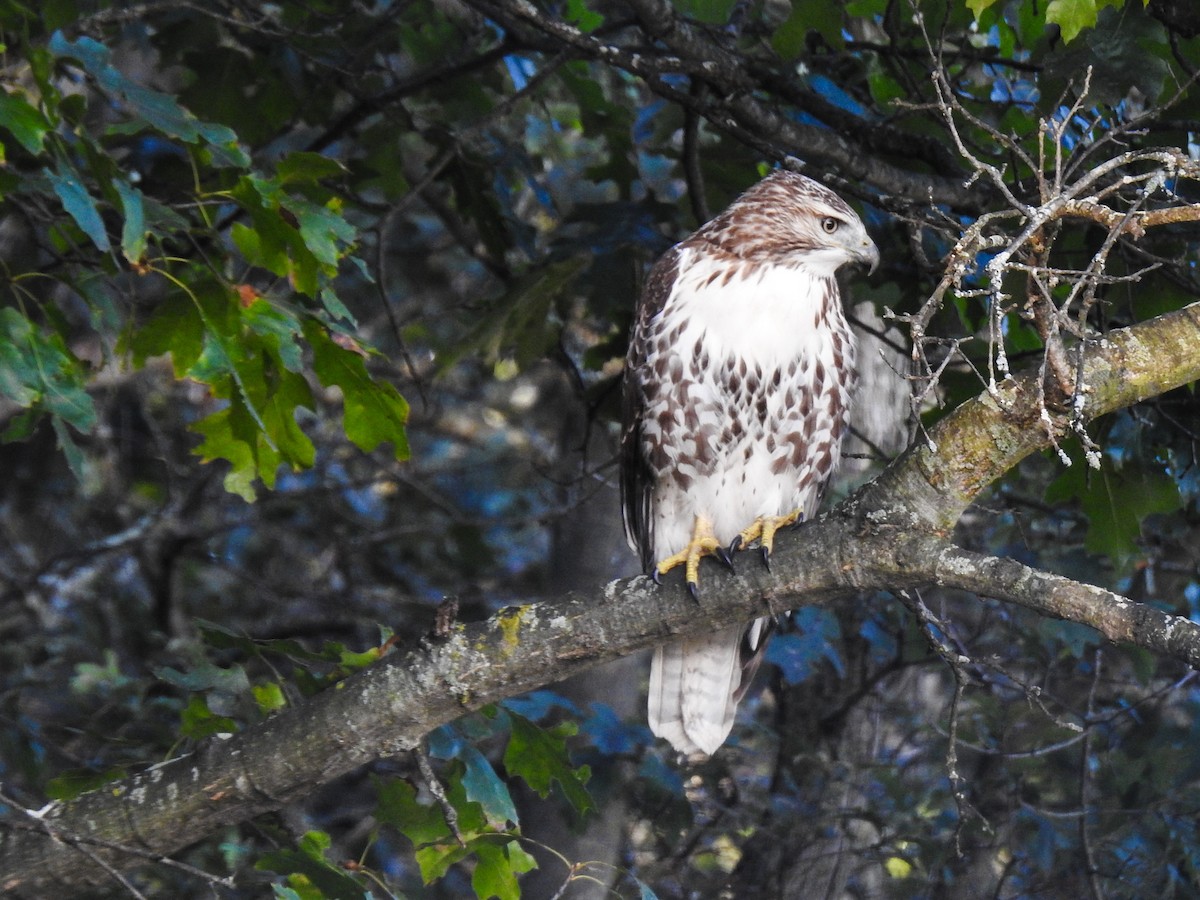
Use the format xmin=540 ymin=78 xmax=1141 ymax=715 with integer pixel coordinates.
xmin=651 ymin=569 xmax=662 ymax=586
xmin=714 ymin=546 xmax=736 ymax=572
xmin=729 ymin=535 xmax=744 ymax=554
xmin=732 ymin=510 xmax=804 ymax=568
xmin=652 ymin=516 xmax=724 ymax=595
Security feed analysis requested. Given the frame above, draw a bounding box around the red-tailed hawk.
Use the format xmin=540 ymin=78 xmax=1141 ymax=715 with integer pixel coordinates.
xmin=621 ymin=170 xmax=879 ymax=756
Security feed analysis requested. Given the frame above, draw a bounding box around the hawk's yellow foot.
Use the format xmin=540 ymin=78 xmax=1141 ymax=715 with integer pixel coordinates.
xmin=730 ymin=510 xmax=804 ymax=571
xmin=653 ymin=516 xmax=734 ymax=599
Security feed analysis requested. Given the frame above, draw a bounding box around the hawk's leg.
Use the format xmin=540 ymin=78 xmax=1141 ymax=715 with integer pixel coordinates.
xmin=653 ymin=516 xmax=734 ymax=599
xmin=730 ymin=510 xmax=803 ymax=571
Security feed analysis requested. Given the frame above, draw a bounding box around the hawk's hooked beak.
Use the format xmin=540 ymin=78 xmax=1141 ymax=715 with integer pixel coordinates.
xmin=857 ymin=239 xmax=881 ymax=276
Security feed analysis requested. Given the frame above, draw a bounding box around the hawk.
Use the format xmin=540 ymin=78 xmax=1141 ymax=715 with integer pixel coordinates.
xmin=620 ymin=170 xmax=879 ymax=756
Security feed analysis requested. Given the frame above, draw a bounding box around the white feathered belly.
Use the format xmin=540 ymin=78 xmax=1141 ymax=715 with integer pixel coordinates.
xmin=642 ymin=257 xmax=856 ymax=559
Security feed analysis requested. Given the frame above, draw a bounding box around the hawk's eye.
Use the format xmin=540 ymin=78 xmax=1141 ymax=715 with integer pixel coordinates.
xmin=820 ymin=216 xmax=840 ymax=234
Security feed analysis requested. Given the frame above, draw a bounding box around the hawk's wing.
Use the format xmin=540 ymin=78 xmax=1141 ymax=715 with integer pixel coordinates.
xmin=621 ymin=244 xmax=681 ymax=574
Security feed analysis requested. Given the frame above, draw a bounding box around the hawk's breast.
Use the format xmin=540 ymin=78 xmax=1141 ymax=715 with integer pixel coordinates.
xmin=640 ymin=247 xmax=857 ymax=554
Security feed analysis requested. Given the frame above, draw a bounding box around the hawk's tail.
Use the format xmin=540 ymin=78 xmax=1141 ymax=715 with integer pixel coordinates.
xmin=648 ymin=619 xmax=770 ymax=756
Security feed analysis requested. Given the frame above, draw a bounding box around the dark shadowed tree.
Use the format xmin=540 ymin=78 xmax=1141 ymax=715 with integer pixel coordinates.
xmin=4 ymin=1 xmax=1200 ymax=897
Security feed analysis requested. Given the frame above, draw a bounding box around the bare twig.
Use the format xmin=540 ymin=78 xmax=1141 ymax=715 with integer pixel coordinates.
xmin=1079 ymin=650 xmax=1105 ymax=900
xmin=683 ymin=79 xmax=711 ymax=224
xmin=895 ymin=590 xmax=989 ymax=853
xmin=414 ymin=748 xmax=468 ymax=848
xmin=914 ymin=54 xmax=1200 ymax=472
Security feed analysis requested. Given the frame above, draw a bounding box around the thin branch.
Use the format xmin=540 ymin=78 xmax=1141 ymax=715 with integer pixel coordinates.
xmin=0 ymin=788 xmax=235 ymax=892
xmin=415 ymin=749 xmax=468 ymax=848
xmin=924 ymin=544 xmax=1200 ymax=668
xmin=683 ymin=79 xmax=710 ymax=224
xmin=895 ymin=590 xmax=988 ymax=852
xmin=1080 ymin=650 xmax=1105 ymax=900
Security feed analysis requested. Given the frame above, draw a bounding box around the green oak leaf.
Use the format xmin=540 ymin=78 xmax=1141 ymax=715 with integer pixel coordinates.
xmin=275 ymin=151 xmax=347 ymax=185
xmin=472 ymin=839 xmax=538 ymax=900
xmin=0 ymin=90 xmax=50 ymax=154
xmin=115 ymin=179 xmax=147 ymax=264
xmin=1045 ymin=454 xmax=1180 ymax=572
xmin=565 ymin=0 xmax=604 ymax=32
xmin=48 ymin=33 xmax=249 ymax=165
xmin=965 ymin=0 xmax=1003 ymax=18
xmin=459 ymin=743 xmax=520 ymax=828
xmin=256 ymin=831 xmax=368 ymax=900
xmin=0 ymin=307 xmax=97 ymax=435
xmin=427 ymin=726 xmax=520 ymax=829
xmin=375 ymin=777 xmax=452 ymax=847
xmin=304 ymin=320 xmax=409 ymax=459
xmin=503 ymin=711 xmax=593 ymax=816
xmin=179 ymin=695 xmax=239 ymax=740
xmin=128 ymin=293 xmax=206 ymax=376
xmin=45 ymin=165 xmax=109 ymax=252
xmin=1046 ymin=0 xmax=1126 ymax=43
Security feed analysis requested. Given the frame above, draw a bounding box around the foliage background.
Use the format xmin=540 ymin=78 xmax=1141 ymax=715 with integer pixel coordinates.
xmin=3 ymin=0 xmax=1200 ymax=897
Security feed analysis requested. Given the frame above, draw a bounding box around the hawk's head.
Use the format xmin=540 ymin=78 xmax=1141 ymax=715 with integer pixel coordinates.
xmin=700 ymin=170 xmax=879 ymax=278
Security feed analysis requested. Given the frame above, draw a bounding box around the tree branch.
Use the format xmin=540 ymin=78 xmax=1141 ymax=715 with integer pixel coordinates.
xmin=466 ymin=0 xmax=982 ymax=209
xmin=862 ymin=299 xmax=1200 ymax=529
xmin=926 ymin=544 xmax=1200 ymax=667
xmin=4 ymin=302 xmax=1200 ymax=891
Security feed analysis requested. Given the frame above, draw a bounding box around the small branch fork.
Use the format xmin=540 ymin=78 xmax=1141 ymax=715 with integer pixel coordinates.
xmin=896 ymin=590 xmax=990 ymax=853
xmin=899 ymin=64 xmax=1200 ymax=463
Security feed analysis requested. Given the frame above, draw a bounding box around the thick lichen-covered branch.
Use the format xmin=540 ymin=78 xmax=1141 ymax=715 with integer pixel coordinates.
xmin=863 ymin=300 xmax=1200 ymax=530
xmin=925 ymin=543 xmax=1200 ymax=668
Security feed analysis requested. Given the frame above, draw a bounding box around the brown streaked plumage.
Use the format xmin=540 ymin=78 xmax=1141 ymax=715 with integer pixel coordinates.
xmin=621 ymin=170 xmax=878 ymax=756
